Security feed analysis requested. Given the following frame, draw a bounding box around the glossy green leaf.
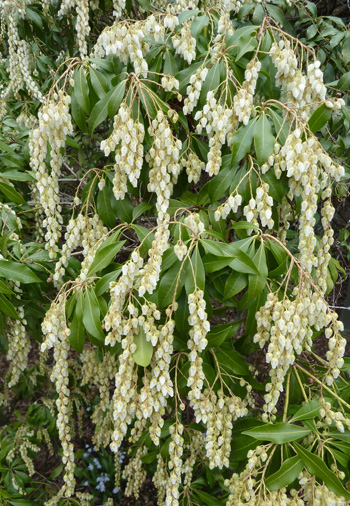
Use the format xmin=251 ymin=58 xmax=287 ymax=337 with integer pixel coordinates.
xmin=207 ymin=320 xmax=241 ymax=348
xmin=308 ymin=104 xmax=332 ymax=134
xmin=89 ymin=81 xmax=126 ymax=133
xmin=83 ymin=289 xmax=104 ymax=341
xmin=215 ymin=348 xmax=249 ymax=375
xmin=158 ymin=262 xmax=183 ymax=309
xmin=231 ymin=118 xmax=257 ymax=166
xmin=0 ymin=182 xmax=26 ymax=204
xmin=294 ymin=442 xmax=350 ymax=499
xmin=229 ymin=248 xmax=260 ymax=275
xmin=132 ymin=326 xmax=153 ymax=367
xmin=0 ymin=293 xmax=19 ymax=319
xmin=200 ymin=60 xmax=221 ymax=105
xmin=89 ymin=67 xmax=108 ymax=99
xmin=95 ymin=268 xmax=122 ymax=297
xmin=243 ymin=423 xmax=310 ymax=444
xmin=0 ymin=260 xmax=41 ymax=284
xmin=69 ymin=313 xmax=85 ymax=353
xmin=290 ymin=399 xmax=321 ymax=422
xmin=73 ymin=67 xmax=90 ymax=114
xmin=185 ymin=244 xmax=205 ymax=294
xmin=87 ymin=241 xmax=125 ymax=275
xmin=224 ymin=271 xmax=248 ymax=299
xmin=254 ymin=113 xmax=275 ymax=166
xmin=266 ymin=456 xmax=304 ymax=490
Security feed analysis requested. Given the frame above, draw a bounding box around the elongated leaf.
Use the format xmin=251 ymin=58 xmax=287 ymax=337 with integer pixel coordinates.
xmin=243 ymin=423 xmax=310 ymax=444
xmin=307 ymin=104 xmax=332 ymax=134
xmin=224 ymin=271 xmax=248 ymax=299
xmin=294 ymin=442 xmax=350 ymax=499
xmin=203 ymin=254 xmax=233 ymax=273
xmin=158 ymin=262 xmax=183 ymax=308
xmin=207 ymin=320 xmax=241 ymax=348
xmin=229 ymin=249 xmax=260 ymax=275
xmin=0 ymin=260 xmax=41 ymax=284
xmin=0 ymin=293 xmax=19 ymax=319
xmin=231 ymin=119 xmax=257 ymax=167
xmin=185 ymin=245 xmax=205 ymax=294
xmin=89 ymin=81 xmax=125 ymax=133
xmin=254 ymin=113 xmax=275 ymax=166
xmin=0 ymin=182 xmax=26 ymax=204
xmin=266 ymin=456 xmax=304 ymax=490
xmin=132 ymin=202 xmax=152 ymax=222
xmin=215 ymin=348 xmax=249 ymax=375
xmin=191 ymin=14 xmax=209 ymax=38
xmin=83 ymin=289 xmax=104 ymax=341
xmin=87 ymin=241 xmax=125 ymax=275
xmin=97 ymin=182 xmax=116 ymax=228
xmin=89 ymin=67 xmax=108 ymax=99
xmin=69 ymin=313 xmax=85 ymax=353
xmin=73 ymin=67 xmax=90 ymax=114
xmin=200 ymin=60 xmax=221 ymax=104
xmin=291 ymin=399 xmax=321 ymax=422
xmin=0 ymin=279 xmax=14 ymax=295
xmin=208 ymin=163 xmax=232 ymax=203
xmin=132 ymin=326 xmax=153 ymax=367
xmin=163 ymin=50 xmax=178 ymax=76
xmin=95 ymin=268 xmax=122 ymax=297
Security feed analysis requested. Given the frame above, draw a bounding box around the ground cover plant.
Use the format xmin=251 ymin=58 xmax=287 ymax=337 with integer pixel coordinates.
xmin=0 ymin=0 xmax=350 ymax=504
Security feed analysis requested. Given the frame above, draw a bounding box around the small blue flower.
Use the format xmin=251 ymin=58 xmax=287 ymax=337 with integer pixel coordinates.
xmin=88 ymin=463 xmax=94 ymax=471
xmin=113 ymin=487 xmax=120 ymax=494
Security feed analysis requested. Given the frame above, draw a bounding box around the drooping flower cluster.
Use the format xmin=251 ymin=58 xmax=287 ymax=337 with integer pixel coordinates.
xmin=101 ymin=102 xmax=145 ymax=200
xmin=183 ymin=66 xmax=208 ymax=115
xmin=53 ymin=213 xmax=107 ymax=287
xmin=41 ymin=299 xmax=76 ymax=497
xmin=254 ymin=280 xmax=345 ymax=416
xmin=243 ymin=182 xmax=274 ymax=230
xmin=58 ymin=0 xmax=90 ymax=57
xmin=270 ymin=40 xmax=326 ymax=120
xmin=187 ymin=289 xmax=210 ymax=401
xmin=172 ymin=21 xmax=196 ymax=64
xmin=146 ymin=110 xmax=182 ymax=223
xmin=30 ymin=91 xmax=73 ymax=259
xmin=123 ymin=446 xmax=147 ymax=499
xmin=181 ymin=150 xmax=205 ymax=184
xmin=93 ymin=15 xmax=166 ymax=77
xmin=233 ymin=58 xmax=261 ymax=126
xmin=166 ymin=423 xmax=184 ymax=506
xmin=195 ymin=91 xmax=234 ymax=176
xmin=6 ymin=294 xmax=30 ymax=388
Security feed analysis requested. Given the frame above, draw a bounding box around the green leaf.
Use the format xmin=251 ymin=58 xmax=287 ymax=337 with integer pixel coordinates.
xmin=215 ymin=348 xmax=249 ymax=375
xmin=337 ymin=71 xmax=350 ymax=91
xmin=207 ymin=162 xmax=232 ymax=203
xmin=0 ymin=260 xmax=41 ymax=284
xmin=132 ymin=202 xmax=152 ymax=222
xmin=200 ymin=60 xmax=221 ymax=104
xmin=132 ymin=325 xmax=153 ymax=367
xmin=0 ymin=294 xmax=19 ymax=319
xmin=266 ymin=456 xmax=304 ymax=490
xmin=290 ymin=399 xmax=321 ymax=422
xmin=25 ymin=7 xmax=43 ymax=27
xmin=95 ymin=268 xmax=122 ymax=297
xmin=231 ymin=119 xmax=257 ymax=167
xmin=243 ymin=423 xmax=311 ymax=444
xmin=203 ymin=254 xmax=232 ymax=273
xmin=158 ymin=262 xmax=183 ymax=309
xmin=0 ymin=182 xmax=26 ymax=204
xmin=185 ymin=245 xmax=205 ymax=294
xmin=229 ymin=248 xmax=260 ymax=275
xmin=97 ymin=182 xmax=116 ymax=228
xmin=87 ymin=241 xmax=125 ymax=275
xmin=83 ymin=289 xmax=104 ymax=341
xmin=73 ymin=67 xmax=90 ymax=114
xmin=89 ymin=67 xmax=109 ymax=99
xmin=0 ymin=279 xmax=14 ymax=295
xmin=224 ymin=271 xmax=248 ymax=299
xmin=191 ymin=14 xmax=209 ymax=38
xmin=89 ymin=81 xmax=126 ymax=133
xmin=69 ymin=313 xmax=85 ymax=353
xmin=293 ymin=442 xmax=350 ymax=499
xmin=254 ymin=113 xmax=275 ymax=166
xmin=307 ymin=104 xmax=332 ymax=134
xmin=163 ymin=50 xmax=178 ymax=76
xmin=207 ymin=320 xmax=241 ymax=348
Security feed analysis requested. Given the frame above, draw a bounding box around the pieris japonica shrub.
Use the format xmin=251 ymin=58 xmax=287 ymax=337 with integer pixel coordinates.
xmin=0 ymin=0 xmax=349 ymax=504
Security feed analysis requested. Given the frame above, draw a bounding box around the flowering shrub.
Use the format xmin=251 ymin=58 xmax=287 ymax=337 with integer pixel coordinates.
xmin=0 ymin=0 xmax=349 ymax=505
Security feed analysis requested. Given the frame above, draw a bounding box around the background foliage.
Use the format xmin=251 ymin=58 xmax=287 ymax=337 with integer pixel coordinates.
xmin=0 ymin=0 xmax=350 ymax=505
